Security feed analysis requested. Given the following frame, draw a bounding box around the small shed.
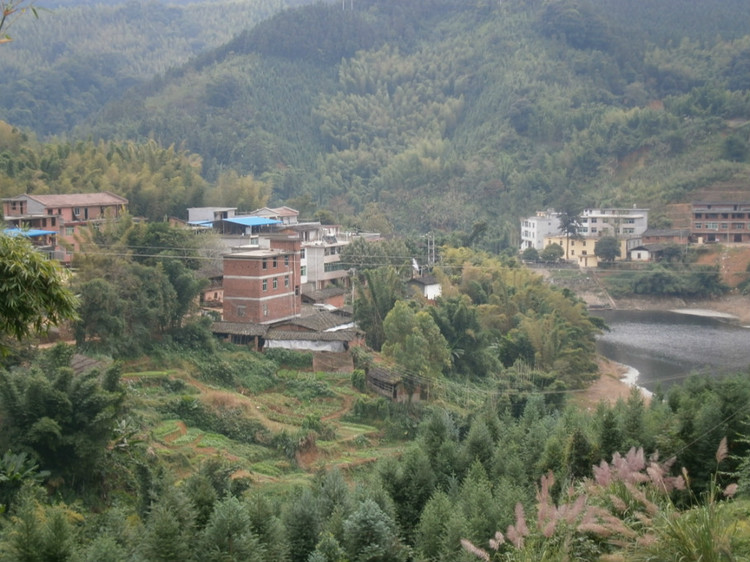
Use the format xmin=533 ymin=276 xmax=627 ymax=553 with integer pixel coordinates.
xmin=212 ymin=321 xmax=268 ymax=350
xmin=629 ymin=243 xmax=667 ymax=262
xmin=408 ymin=275 xmax=441 ymax=300
xmin=365 ymin=365 xmax=424 ymax=403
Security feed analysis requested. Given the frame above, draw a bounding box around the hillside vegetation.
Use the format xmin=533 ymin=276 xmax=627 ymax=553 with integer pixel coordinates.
xmin=0 ymin=0 xmax=748 ymax=244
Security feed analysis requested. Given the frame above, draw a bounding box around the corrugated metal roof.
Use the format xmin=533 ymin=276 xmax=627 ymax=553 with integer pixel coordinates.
xmin=223 ymin=217 xmax=281 ymax=227
xmin=3 ymin=228 xmax=56 ymax=237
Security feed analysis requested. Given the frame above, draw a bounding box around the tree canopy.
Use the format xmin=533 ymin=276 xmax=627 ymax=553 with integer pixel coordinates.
xmin=0 ymin=234 xmax=77 ymax=353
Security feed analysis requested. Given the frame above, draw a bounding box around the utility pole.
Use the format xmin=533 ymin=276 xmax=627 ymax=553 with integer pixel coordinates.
xmin=426 ymin=232 xmax=435 ymax=267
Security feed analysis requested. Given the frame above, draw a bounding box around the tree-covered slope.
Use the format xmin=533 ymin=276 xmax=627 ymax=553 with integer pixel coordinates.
xmin=5 ymin=0 xmax=750 ymax=243
xmin=0 ymin=0 xmax=321 ymax=135
xmin=74 ymin=0 xmax=749 ymax=240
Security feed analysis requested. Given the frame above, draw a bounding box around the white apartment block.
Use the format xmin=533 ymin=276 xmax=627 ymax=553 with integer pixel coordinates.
xmin=577 ymin=207 xmax=649 ymax=238
xmin=520 ymin=210 xmax=562 ymax=250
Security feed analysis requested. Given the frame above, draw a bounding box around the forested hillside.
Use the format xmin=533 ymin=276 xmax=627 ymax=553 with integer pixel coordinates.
xmin=0 ymin=0 xmax=319 ymax=135
xmin=68 ymin=0 xmax=750 ymax=243
xmin=2 ymin=0 xmax=750 ymax=239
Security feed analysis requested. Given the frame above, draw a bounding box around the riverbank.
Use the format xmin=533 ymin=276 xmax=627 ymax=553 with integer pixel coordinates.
xmin=610 ymin=293 xmax=750 ymax=324
xmin=578 ymin=292 xmax=750 ymax=407
xmin=575 ymin=356 xmax=647 ymax=410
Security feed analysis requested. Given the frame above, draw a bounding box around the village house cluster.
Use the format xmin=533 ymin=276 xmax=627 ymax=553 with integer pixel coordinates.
xmin=520 ymin=198 xmax=749 ymax=267
xmin=5 ymin=191 xmax=748 ymax=400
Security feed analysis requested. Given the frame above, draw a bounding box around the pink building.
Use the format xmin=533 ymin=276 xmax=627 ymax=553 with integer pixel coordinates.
xmin=2 ymin=192 xmax=128 ymax=263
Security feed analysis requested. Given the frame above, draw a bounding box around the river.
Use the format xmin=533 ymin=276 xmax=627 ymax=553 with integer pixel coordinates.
xmin=592 ymin=309 xmax=750 ymax=392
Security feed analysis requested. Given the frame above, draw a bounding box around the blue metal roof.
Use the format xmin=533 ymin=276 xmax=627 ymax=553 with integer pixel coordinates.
xmin=3 ymin=228 xmax=57 ymax=238
xmin=223 ymin=217 xmax=281 ymax=227
xmin=187 ymin=220 xmax=214 ymax=227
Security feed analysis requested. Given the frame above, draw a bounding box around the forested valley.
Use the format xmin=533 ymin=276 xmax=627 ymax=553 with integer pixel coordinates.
xmin=2 ymin=0 xmax=750 ymax=559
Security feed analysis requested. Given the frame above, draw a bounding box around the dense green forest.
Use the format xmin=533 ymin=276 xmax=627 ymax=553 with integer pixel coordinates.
xmin=1 ymin=0 xmax=748 ymax=242
xmin=0 ymin=0 xmax=318 ymax=135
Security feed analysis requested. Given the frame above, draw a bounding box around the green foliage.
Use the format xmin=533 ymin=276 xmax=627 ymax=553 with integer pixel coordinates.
xmin=342 ymin=498 xmax=407 ymax=562
xmin=0 ymin=355 xmax=124 ymax=487
xmin=164 ymin=396 xmax=269 ymax=446
xmin=0 ymin=234 xmax=78 ymax=353
xmin=351 ymin=369 xmax=366 ymax=392
xmin=263 ymin=348 xmax=313 ymax=370
xmin=201 ymin=496 xmax=265 ymax=562
xmin=539 ymin=243 xmax=564 ymax=262
xmin=353 ymin=267 xmax=405 ymax=351
xmin=0 ymin=450 xmax=49 ymax=513
xmin=521 ymin=246 xmax=539 ymax=262
xmin=594 ymin=236 xmax=620 ymax=262
xmin=382 ymin=300 xmax=451 ymax=381
xmin=192 ymin=351 xmax=277 ymax=392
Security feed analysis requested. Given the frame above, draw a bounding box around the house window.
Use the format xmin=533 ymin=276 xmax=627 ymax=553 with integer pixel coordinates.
xmin=65 ymin=227 xmax=75 ymax=236
xmin=591 ymin=228 xmax=597 ymax=233
xmin=273 ymin=277 xmax=278 ymax=289
xmin=721 ymin=223 xmax=729 ymax=229
xmin=285 ymin=255 xmax=289 ymax=266
xmin=262 ymin=279 xmax=267 ymax=291
xmin=300 ymin=266 xmax=307 ymax=276
xmin=273 ymin=257 xmax=277 ymax=268
xmin=733 ymin=223 xmax=745 ymax=229
xmin=706 ymin=222 xmax=719 ymax=230
xmin=695 ymin=223 xmax=702 ymax=229
xmin=263 ymin=304 xmax=268 ymax=317
xmin=300 ymin=249 xmax=306 ymax=259
xmin=237 ymin=305 xmax=246 ymax=317
xmin=73 ymin=207 xmax=81 ymax=216
xmin=285 ymin=275 xmax=289 ymax=288
xmin=591 ymin=218 xmax=597 ymax=223
xmin=262 ymin=259 xmax=267 ymax=269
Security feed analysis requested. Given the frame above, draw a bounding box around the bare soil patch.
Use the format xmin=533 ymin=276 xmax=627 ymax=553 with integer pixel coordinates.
xmin=574 ymin=357 xmax=637 ymax=411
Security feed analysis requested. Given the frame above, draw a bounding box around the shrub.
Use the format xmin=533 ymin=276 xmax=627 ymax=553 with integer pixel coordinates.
xmin=163 ymin=396 xmax=270 ymax=445
xmin=263 ymin=348 xmax=313 ymax=370
xmin=351 ymin=369 xmax=367 ymax=392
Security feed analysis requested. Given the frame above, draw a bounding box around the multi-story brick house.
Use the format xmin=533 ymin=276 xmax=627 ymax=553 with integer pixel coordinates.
xmin=2 ymin=192 xmax=128 ymax=263
xmin=221 ymin=234 xmax=302 ymax=324
xmin=691 ymin=201 xmax=750 ymax=244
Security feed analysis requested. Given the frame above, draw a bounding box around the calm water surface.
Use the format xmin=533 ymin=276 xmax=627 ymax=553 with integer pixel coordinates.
xmin=592 ymin=310 xmax=750 ymax=391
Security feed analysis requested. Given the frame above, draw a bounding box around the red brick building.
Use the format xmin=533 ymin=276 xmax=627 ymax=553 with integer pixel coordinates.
xmin=222 ymin=235 xmax=302 ymax=324
xmin=691 ymin=201 xmax=750 ymax=243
